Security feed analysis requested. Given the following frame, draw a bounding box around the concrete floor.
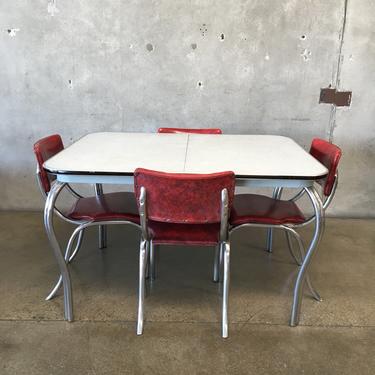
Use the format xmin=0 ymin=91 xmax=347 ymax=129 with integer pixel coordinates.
xmin=0 ymin=212 xmax=374 ymax=374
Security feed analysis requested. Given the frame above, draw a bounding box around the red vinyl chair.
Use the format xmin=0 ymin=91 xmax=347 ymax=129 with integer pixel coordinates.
xmin=158 ymin=127 xmax=222 ymax=134
xmin=156 ymin=127 xmax=223 ymax=281
xmin=34 ymin=135 xmax=140 ymax=304
xmin=134 ymin=168 xmax=235 ymax=337
xmin=228 ymin=138 xmax=342 ymax=325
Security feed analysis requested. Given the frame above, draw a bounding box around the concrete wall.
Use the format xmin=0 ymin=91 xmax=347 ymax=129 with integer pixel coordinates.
xmin=0 ymin=0 xmax=373 ymax=216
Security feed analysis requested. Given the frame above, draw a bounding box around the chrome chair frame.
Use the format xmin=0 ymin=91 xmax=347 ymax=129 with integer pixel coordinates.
xmin=37 ymin=165 xmax=107 ymax=248
xmin=223 ymin=177 xmax=337 ymax=326
xmin=266 ymin=174 xmax=338 ymax=259
xmin=37 ymin=167 xmax=140 ymax=320
xmin=137 ymin=186 xmax=231 ymax=338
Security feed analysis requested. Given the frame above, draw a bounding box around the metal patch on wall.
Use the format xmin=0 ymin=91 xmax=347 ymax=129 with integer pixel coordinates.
xmin=319 ymin=87 xmax=352 ymax=107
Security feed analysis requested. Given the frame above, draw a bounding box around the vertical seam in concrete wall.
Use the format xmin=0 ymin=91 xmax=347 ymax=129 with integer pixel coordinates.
xmin=328 ymin=0 xmax=349 ymax=142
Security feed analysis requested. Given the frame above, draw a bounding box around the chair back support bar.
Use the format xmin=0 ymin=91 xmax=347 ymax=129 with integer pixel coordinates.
xmin=158 ymin=128 xmax=222 ymax=134
xmin=33 ymin=134 xmax=64 ymax=193
xmin=310 ymin=138 xmax=342 ymax=196
xmin=134 ymin=168 xmax=235 ymax=224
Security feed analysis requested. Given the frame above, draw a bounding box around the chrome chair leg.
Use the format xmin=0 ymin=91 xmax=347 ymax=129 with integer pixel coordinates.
xmin=137 ymin=239 xmax=148 ymax=335
xmin=68 ymin=228 xmax=85 ymax=263
xmin=46 ymin=275 xmax=63 ymax=301
xmin=286 ymin=228 xmax=322 ymax=302
xmin=285 ymin=230 xmax=302 ymax=266
xmin=305 ymin=274 xmax=322 ymax=302
xmin=222 ymin=241 xmax=231 ymax=338
xmin=213 ymin=245 xmax=220 ymax=282
xmin=46 ymin=227 xmax=85 ymax=301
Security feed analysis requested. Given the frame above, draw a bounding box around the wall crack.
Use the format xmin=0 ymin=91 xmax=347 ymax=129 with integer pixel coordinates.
xmin=328 ymin=0 xmax=349 ymax=142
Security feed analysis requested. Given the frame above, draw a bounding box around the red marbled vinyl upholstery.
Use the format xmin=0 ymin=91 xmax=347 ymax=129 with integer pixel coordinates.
xmin=134 ymin=168 xmax=235 ymax=245
xmin=67 ymin=192 xmax=140 ymax=223
xmin=33 ymin=134 xmax=64 ymax=193
xmin=157 ymin=128 xmax=222 ymax=134
xmin=230 ymin=194 xmax=305 ymax=226
xmin=148 ymin=222 xmax=221 ymax=246
xmin=310 ymin=138 xmax=342 ymax=196
xmin=134 ymin=168 xmax=235 ymax=223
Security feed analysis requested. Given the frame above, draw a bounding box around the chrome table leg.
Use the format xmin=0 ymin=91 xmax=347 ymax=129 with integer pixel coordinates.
xmin=98 ymin=225 xmax=107 ymax=249
xmin=290 ymin=187 xmax=324 ymax=326
xmin=95 ymin=184 xmax=107 ymax=249
xmin=266 ymin=187 xmax=283 ymax=252
xmin=266 ymin=228 xmax=273 ymax=253
xmin=44 ymin=181 xmax=73 ymax=321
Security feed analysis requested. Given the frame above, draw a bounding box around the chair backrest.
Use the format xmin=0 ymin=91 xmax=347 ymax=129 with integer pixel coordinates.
xmin=134 ymin=168 xmax=235 ymax=224
xmin=33 ymin=134 xmax=64 ymax=194
xmin=157 ymin=127 xmax=222 ymax=134
xmin=310 ymin=138 xmax=342 ymax=196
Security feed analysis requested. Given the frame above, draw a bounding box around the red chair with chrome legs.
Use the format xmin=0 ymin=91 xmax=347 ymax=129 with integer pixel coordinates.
xmin=158 ymin=127 xmax=222 ymax=134
xmin=34 ymin=134 xmax=140 ymax=307
xmin=154 ymin=127 xmax=223 ymax=279
xmin=227 ymin=138 xmax=342 ymax=326
xmin=134 ymin=168 xmax=235 ymax=337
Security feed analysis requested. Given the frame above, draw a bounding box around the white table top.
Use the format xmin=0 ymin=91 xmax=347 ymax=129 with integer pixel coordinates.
xmin=44 ymin=132 xmax=328 ymax=183
xmin=45 ymin=132 xmax=189 ymax=175
xmin=185 ymin=134 xmax=327 ymax=178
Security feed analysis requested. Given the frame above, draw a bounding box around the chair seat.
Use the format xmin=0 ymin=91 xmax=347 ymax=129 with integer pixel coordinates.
xmin=67 ymin=192 xmax=140 ymax=224
xmin=148 ymin=221 xmax=221 ymax=246
xmin=230 ymin=194 xmax=306 ymax=226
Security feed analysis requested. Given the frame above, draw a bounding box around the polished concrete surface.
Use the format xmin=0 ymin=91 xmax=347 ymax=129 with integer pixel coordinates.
xmin=0 ymin=212 xmax=374 ymax=374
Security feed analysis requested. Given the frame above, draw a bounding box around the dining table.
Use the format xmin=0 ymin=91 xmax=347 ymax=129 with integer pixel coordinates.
xmin=43 ymin=132 xmax=328 ymax=323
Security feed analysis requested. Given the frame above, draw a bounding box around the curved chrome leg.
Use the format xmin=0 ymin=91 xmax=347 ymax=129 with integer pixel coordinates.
xmin=222 ymin=241 xmax=231 ymax=338
xmin=285 ymin=230 xmax=302 ymax=266
xmin=213 ymin=245 xmax=220 ymax=282
xmin=45 ymin=275 xmax=62 ymax=301
xmin=44 ymin=181 xmax=74 ymax=321
xmin=149 ymin=240 xmax=156 ymax=281
xmin=68 ymin=229 xmax=85 ymax=263
xmin=305 ymin=275 xmax=322 ymax=302
xmin=46 ymin=227 xmax=86 ymax=301
xmin=285 ymin=228 xmax=322 ymax=302
xmin=137 ymin=239 xmax=148 ymax=335
xmin=290 ymin=187 xmax=324 ymax=326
